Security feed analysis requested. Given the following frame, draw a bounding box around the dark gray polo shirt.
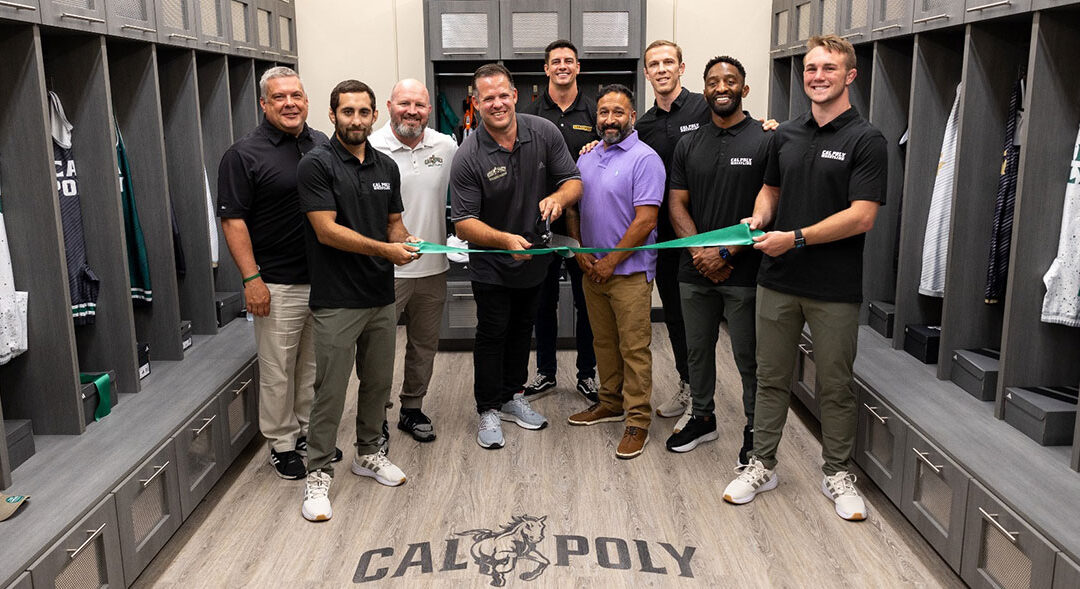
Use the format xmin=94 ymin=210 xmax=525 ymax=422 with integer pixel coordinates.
xmin=450 ymin=113 xmax=581 ymax=288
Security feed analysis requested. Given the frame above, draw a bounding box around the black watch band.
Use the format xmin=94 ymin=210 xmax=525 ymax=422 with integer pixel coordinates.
xmin=794 ymin=229 xmax=806 ymax=249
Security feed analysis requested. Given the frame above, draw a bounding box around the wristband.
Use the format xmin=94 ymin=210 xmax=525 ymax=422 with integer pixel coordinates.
xmin=243 ymin=272 xmax=262 ymax=284
xmin=793 ymin=229 xmax=806 ymax=249
xmin=718 ymin=247 xmax=731 ymax=260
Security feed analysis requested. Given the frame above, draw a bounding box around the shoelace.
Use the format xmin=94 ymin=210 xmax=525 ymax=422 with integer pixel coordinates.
xmin=675 ymin=382 xmax=692 ymax=404
xmin=367 ymin=451 xmax=393 ymax=471
xmin=305 ymin=473 xmax=330 ymax=499
xmin=527 ymin=374 xmax=552 ymax=389
xmin=507 ymin=396 xmax=537 ymax=416
xmin=480 ymin=411 xmax=501 ymax=432
xmin=733 ymin=460 xmax=768 ymax=483
xmin=827 ymin=472 xmax=859 ymax=497
xmin=580 ymin=377 xmax=598 ymax=392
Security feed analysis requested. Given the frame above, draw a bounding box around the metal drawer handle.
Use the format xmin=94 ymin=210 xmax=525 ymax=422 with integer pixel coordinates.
xmin=262 ymin=50 xmax=281 ymax=56
xmin=192 ymin=415 xmax=217 ymax=436
xmin=61 ymin=12 xmax=106 ymax=23
xmin=513 ymin=51 xmax=545 ymax=55
xmin=871 ymin=24 xmax=902 ymax=33
xmin=979 ymin=508 xmax=1019 ymax=542
xmin=967 ymin=0 xmax=1010 ymax=12
xmin=205 ymin=40 xmax=230 ymax=47
xmin=169 ymin=33 xmax=197 ymax=41
xmin=234 ymin=45 xmax=257 ymax=51
xmin=66 ymin=523 xmax=107 ymax=559
xmin=913 ymin=13 xmax=949 ymax=24
xmin=912 ymin=448 xmax=942 ymax=473
xmin=451 ymin=293 xmax=475 ymax=299
xmin=841 ymin=32 xmax=864 ymax=39
xmin=442 ymin=51 xmax=487 ymax=56
xmin=797 ymin=343 xmax=813 ymax=356
xmin=121 ymin=24 xmax=157 ymax=33
xmin=0 ymin=1 xmax=37 ymax=10
xmin=232 ymin=378 xmax=252 ymax=397
xmin=584 ymin=50 xmax=629 ymax=54
xmin=769 ymin=48 xmax=786 ymax=54
xmin=864 ymin=403 xmax=889 ymax=424
xmin=139 ymin=461 xmax=171 ymax=488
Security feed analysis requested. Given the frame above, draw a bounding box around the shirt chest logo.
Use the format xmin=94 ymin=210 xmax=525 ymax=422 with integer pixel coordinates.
xmin=730 ymin=157 xmax=753 ymax=166
xmin=572 ymin=124 xmax=593 ymax=132
xmin=820 ymin=150 xmax=847 ymax=162
xmin=486 ymin=165 xmax=507 ymax=181
xmin=680 ymin=123 xmax=700 ymax=133
xmin=424 ymin=154 xmax=444 ymax=167
xmin=372 ymin=182 xmax=391 ymax=190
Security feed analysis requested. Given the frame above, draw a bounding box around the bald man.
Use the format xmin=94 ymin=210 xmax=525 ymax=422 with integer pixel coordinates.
xmin=369 ymin=79 xmax=458 ymax=442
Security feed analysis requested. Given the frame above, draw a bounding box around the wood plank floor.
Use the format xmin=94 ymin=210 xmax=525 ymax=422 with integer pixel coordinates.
xmin=135 ymin=325 xmax=963 ymax=588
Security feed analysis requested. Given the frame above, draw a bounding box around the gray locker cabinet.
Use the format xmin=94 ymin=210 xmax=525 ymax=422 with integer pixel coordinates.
xmin=500 ymin=0 xmax=570 ymax=60
xmin=4 ymin=572 xmax=30 ymax=589
xmin=793 ymin=0 xmax=816 ymax=48
xmin=793 ymin=335 xmax=822 ymax=419
xmin=228 ymin=0 xmax=258 ymax=56
xmin=816 ymin=0 xmax=842 ymax=35
xmin=427 ymin=0 xmax=500 ymax=61
xmin=274 ymin=0 xmax=295 ymax=58
xmin=838 ymin=0 xmax=876 ymax=44
xmin=39 ymin=0 xmax=108 ymax=33
xmin=1053 ymin=553 xmax=1080 ymax=589
xmin=174 ymin=396 xmax=227 ymax=519
xmin=0 ymin=0 xmax=41 ymax=24
xmin=1034 ymin=0 xmax=1080 ymax=8
xmin=900 ymin=427 xmax=970 ymax=573
xmin=253 ymin=0 xmax=277 ymax=59
xmin=871 ymin=0 xmax=914 ymax=39
xmin=105 ymin=0 xmax=158 ymax=40
xmin=156 ymin=0 xmax=200 ymax=48
xmin=220 ymin=363 xmax=258 ymax=462
xmin=29 ymin=495 xmax=124 ymax=589
xmin=771 ymin=0 xmax=795 ymax=56
xmin=964 ymin=0 xmax=1033 ymax=22
xmin=962 ymin=481 xmax=1057 ymax=589
xmin=195 ymin=0 xmax=232 ymax=53
xmin=912 ymin=0 xmax=965 ymax=32
xmin=441 ymin=281 xmax=478 ymax=340
xmin=112 ymin=440 xmax=182 ymax=586
xmin=570 ymin=0 xmax=642 ymax=59
xmin=854 ymin=380 xmax=908 ymax=502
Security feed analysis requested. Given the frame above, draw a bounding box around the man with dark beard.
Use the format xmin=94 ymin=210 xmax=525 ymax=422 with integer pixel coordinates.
xmin=566 ymin=84 xmax=665 ymax=459
xmin=297 ymin=80 xmax=421 ymax=522
xmin=664 ymin=57 xmax=770 ymax=465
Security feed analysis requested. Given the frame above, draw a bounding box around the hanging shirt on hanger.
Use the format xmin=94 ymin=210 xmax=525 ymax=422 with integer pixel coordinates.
xmin=0 ymin=173 xmax=29 ymax=365
xmin=985 ymin=71 xmax=1025 ymax=304
xmin=1040 ymin=123 xmax=1080 ymax=327
xmin=116 ymin=122 xmax=153 ymax=303
xmin=204 ymin=167 xmax=219 ymax=267
xmin=919 ymin=84 xmax=961 ymax=298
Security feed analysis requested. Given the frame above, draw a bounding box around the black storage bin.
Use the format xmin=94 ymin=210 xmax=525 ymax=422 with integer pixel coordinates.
xmin=214 ymin=291 xmax=243 ymax=328
xmin=949 ymin=348 xmax=1000 ymax=401
xmin=137 ymin=342 xmax=151 ymax=380
xmin=180 ymin=320 xmax=193 ymax=351
xmin=868 ymin=300 xmax=895 ymax=338
xmin=4 ymin=419 xmax=35 ymax=470
xmin=1003 ymin=387 xmax=1078 ymax=446
xmin=80 ymin=370 xmax=118 ymax=426
xmin=903 ymin=325 xmax=940 ymax=364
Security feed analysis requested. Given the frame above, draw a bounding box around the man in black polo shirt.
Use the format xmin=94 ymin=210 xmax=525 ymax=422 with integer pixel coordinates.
xmin=520 ymin=39 xmax=598 ymax=404
xmin=218 ymin=66 xmax=338 ymax=480
xmin=450 ymin=63 xmax=583 ymax=450
xmin=297 ymin=80 xmax=421 ymax=522
xmin=723 ymin=36 xmax=886 ymax=522
xmin=664 ymin=56 xmax=769 ymax=467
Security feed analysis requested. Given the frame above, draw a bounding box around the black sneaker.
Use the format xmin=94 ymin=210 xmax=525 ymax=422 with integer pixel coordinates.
xmin=576 ymin=377 xmax=599 ymax=403
xmin=522 ymin=373 xmax=557 ymax=401
xmin=295 ymin=436 xmax=343 ymax=463
xmin=269 ymin=449 xmax=305 ymax=479
xmin=665 ymin=414 xmax=719 ymax=453
xmin=378 ymin=420 xmax=390 ymax=456
xmin=398 ymin=409 xmax=436 ymax=442
xmin=738 ymin=424 xmax=754 ymax=466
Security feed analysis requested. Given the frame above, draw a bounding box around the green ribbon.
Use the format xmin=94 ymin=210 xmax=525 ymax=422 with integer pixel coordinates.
xmin=80 ymin=372 xmax=112 ymax=421
xmin=416 ymin=223 xmax=764 ymax=258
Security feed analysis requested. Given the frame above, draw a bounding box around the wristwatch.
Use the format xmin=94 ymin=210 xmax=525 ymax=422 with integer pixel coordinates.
xmin=793 ymin=229 xmax=806 ymax=249
xmin=718 ymin=247 xmax=731 ymax=260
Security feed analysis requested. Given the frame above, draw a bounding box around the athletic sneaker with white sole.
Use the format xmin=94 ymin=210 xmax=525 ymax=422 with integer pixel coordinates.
xmin=477 ymin=409 xmax=504 ymax=449
xmin=351 ymin=450 xmax=406 ymax=487
xmin=500 ymin=392 xmax=549 ymax=430
xmin=665 ymin=415 xmax=718 ymax=452
xmin=822 ymin=471 xmax=867 ymax=521
xmin=301 ymin=471 xmax=333 ymax=522
xmin=723 ymin=458 xmax=778 ymax=505
xmin=672 ymin=403 xmax=692 ymax=433
xmin=522 ymin=373 xmax=556 ymax=401
xmin=655 ymin=379 xmax=691 ymax=417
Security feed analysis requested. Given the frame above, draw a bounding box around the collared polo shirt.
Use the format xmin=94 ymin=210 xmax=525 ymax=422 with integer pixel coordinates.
xmin=578 ymin=130 xmax=665 ymax=281
xmin=369 ymin=125 xmax=458 ymax=279
xmin=217 ymin=117 xmax=329 ymax=284
xmin=297 ymin=137 xmax=404 ymax=309
xmin=449 ymin=113 xmax=581 ymax=288
xmin=636 ymin=87 xmax=711 ymax=238
xmin=670 ymin=113 xmax=770 ymax=287
xmin=757 ymin=107 xmax=887 ymax=303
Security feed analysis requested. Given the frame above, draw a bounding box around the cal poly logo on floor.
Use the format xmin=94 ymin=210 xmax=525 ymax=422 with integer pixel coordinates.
xmin=353 ymin=513 xmax=697 ymax=584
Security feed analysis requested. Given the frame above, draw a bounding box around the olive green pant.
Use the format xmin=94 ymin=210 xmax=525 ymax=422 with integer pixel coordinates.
xmin=752 ymin=286 xmax=860 ymax=476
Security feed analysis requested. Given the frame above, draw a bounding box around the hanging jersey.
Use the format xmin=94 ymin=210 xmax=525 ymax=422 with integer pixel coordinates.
xmin=50 ymin=91 xmax=99 ymax=324
xmin=204 ymin=167 xmax=218 ymax=266
xmin=1041 ymin=124 xmax=1080 ymax=327
xmin=985 ymin=71 xmax=1025 ymax=304
xmin=0 ymin=196 xmax=29 ymax=364
xmin=117 ymin=124 xmax=153 ymax=303
xmin=919 ymin=84 xmax=961 ymax=298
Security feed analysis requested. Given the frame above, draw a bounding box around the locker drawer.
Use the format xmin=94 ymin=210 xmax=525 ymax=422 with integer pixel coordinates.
xmin=29 ymin=495 xmax=124 ymax=589
xmin=901 ymin=428 xmax=970 ymax=572
xmin=1053 ymin=553 xmax=1080 ymax=589
xmin=219 ymin=363 xmax=258 ymax=462
xmin=112 ymin=440 xmax=182 ymax=586
xmin=964 ymin=0 xmax=1032 ymax=23
xmin=4 ymin=572 xmax=31 ymax=589
xmin=173 ymin=397 xmax=226 ymax=519
xmin=855 ymin=381 xmax=908 ymax=502
xmin=0 ymin=0 xmax=41 ymax=24
xmin=962 ymin=480 xmax=1057 ymax=589
xmin=793 ymin=335 xmax=821 ymax=419
xmin=441 ymin=281 xmax=477 ymax=339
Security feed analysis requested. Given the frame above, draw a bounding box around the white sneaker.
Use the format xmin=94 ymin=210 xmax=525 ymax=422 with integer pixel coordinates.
xmin=352 ymin=450 xmax=407 ymax=487
xmin=822 ymin=471 xmax=867 ymax=521
xmin=672 ymin=402 xmax=692 ymax=433
xmin=656 ymin=380 xmax=691 ymax=418
xmin=301 ymin=471 xmax=333 ymax=522
xmin=722 ymin=458 xmax=778 ymax=505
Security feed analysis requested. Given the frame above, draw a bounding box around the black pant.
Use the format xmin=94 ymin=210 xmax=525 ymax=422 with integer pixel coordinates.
xmin=472 ymin=281 xmax=542 ymax=413
xmin=656 ymin=248 xmax=689 ymax=382
xmin=533 ymin=256 xmax=595 ymax=380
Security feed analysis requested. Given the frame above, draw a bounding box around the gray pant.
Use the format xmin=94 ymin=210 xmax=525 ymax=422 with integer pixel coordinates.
xmin=679 ymin=282 xmax=757 ymax=421
xmin=393 ymin=273 xmax=447 ymax=410
xmin=306 ymin=304 xmax=396 ymax=475
xmin=252 ymin=283 xmax=315 ymax=452
xmin=752 ymin=286 xmax=859 ymax=476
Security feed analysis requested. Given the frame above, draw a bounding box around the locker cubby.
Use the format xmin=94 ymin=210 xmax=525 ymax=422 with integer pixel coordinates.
xmin=228 ymin=55 xmax=259 ymax=140
xmin=788 ymin=54 xmax=810 ymax=118
xmin=769 ymin=53 xmax=792 ymax=120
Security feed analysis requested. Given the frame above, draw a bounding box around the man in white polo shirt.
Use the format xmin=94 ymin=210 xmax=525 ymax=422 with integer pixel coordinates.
xmin=370 ymin=79 xmax=458 ymax=443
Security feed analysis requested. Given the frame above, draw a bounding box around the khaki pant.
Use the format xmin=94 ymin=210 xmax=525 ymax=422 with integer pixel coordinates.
xmin=752 ymin=286 xmax=860 ymax=476
xmin=253 ymin=283 xmax=315 ymax=453
xmin=583 ymin=272 xmax=653 ymax=429
xmin=393 ymin=273 xmax=447 ymax=410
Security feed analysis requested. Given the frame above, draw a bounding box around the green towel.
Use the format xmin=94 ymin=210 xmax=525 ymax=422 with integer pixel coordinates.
xmin=80 ymin=372 xmax=112 ymax=421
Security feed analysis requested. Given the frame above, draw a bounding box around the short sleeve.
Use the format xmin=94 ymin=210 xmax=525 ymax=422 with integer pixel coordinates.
xmin=542 ymin=121 xmax=581 ymax=186
xmin=669 ymin=133 xmax=692 ymax=191
xmin=632 ymin=151 xmax=666 ymax=208
xmin=848 ymin=130 xmax=888 ymax=204
xmin=297 ymin=153 xmax=337 ymax=213
xmin=763 ymin=128 xmax=782 ymax=187
xmin=388 ymin=161 xmax=404 ymax=214
xmin=449 ymin=148 xmax=482 ymax=222
xmin=216 ymin=148 xmax=253 ymax=218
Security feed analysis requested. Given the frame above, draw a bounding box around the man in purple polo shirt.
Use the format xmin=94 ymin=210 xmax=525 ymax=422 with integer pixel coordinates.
xmin=567 ymin=84 xmax=666 ymax=459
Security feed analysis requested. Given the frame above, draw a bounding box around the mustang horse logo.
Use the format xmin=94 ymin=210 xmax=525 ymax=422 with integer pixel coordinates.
xmin=456 ymin=514 xmax=549 ymax=586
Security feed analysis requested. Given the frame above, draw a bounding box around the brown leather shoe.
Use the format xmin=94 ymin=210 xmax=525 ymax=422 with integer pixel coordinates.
xmin=567 ymin=403 xmax=626 ymax=426
xmin=616 ymin=426 xmax=649 ymax=459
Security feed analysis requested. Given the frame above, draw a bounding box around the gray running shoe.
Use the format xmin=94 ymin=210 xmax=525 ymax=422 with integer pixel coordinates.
xmin=477 ymin=409 xmax=505 ymax=449
xmin=500 ymin=392 xmax=549 ymax=430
